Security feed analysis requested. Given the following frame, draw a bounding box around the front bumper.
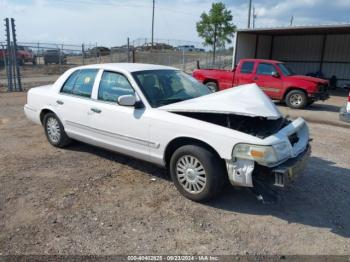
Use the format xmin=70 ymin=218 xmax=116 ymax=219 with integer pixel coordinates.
xmin=339 ymin=106 xmax=350 ymax=123
xmin=309 ymin=92 xmax=330 ymax=101
xmin=271 ymin=144 xmax=311 ymax=187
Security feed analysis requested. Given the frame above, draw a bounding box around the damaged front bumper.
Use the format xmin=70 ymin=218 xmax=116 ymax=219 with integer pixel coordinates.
xmin=226 ymin=144 xmax=311 ymax=188
xmin=270 ymin=144 xmax=311 ymax=187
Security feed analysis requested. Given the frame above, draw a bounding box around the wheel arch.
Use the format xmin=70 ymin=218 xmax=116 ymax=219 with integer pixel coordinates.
xmin=203 ymin=79 xmax=218 ymax=86
xmin=163 ymin=136 xmax=224 ymax=168
xmin=283 ymin=87 xmax=308 ymax=100
xmin=39 ymin=107 xmax=61 ymax=125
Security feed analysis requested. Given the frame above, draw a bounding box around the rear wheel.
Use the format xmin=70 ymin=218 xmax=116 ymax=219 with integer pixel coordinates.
xmin=285 ymin=90 xmax=307 ymax=109
xmin=43 ymin=113 xmax=71 ymax=147
xmin=205 ymin=81 xmax=218 ymax=92
xmin=169 ymin=145 xmax=226 ymax=202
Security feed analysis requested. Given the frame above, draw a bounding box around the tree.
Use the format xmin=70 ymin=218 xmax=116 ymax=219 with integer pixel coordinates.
xmin=196 ymin=2 xmax=236 ymax=64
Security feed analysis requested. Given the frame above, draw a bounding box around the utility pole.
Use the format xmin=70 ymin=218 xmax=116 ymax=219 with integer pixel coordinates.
xmin=247 ymin=0 xmax=252 ymax=28
xmin=151 ymin=0 xmax=155 ymax=48
xmin=252 ymin=6 xmax=257 ymax=29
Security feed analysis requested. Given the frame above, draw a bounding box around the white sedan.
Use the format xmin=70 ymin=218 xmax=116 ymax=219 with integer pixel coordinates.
xmin=24 ymin=63 xmax=311 ymax=202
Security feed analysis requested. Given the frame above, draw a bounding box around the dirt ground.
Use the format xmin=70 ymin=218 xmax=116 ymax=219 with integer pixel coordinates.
xmin=0 ymin=90 xmax=350 ymax=256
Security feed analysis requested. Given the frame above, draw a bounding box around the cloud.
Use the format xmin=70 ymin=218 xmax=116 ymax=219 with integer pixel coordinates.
xmin=1 ymin=0 xmax=349 ymax=47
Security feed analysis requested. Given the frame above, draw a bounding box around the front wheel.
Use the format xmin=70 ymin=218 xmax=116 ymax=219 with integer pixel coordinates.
xmin=285 ymin=90 xmax=307 ymax=109
xmin=43 ymin=113 xmax=71 ymax=147
xmin=169 ymin=145 xmax=226 ymax=202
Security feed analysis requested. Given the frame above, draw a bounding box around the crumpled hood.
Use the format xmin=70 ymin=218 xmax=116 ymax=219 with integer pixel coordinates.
xmin=159 ymin=83 xmax=282 ymax=120
xmin=289 ymin=75 xmax=329 ymax=85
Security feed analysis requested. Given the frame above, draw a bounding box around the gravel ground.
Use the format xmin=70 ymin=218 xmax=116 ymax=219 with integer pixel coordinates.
xmin=0 ymin=92 xmax=349 ymax=255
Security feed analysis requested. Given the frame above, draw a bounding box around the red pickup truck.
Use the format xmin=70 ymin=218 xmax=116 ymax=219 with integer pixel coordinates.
xmin=0 ymin=46 xmax=36 ymax=66
xmin=193 ymin=59 xmax=330 ymax=109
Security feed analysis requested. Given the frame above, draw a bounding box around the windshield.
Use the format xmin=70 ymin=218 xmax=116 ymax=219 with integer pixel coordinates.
xmin=277 ymin=63 xmax=295 ymax=76
xmin=132 ymin=70 xmax=211 ymax=107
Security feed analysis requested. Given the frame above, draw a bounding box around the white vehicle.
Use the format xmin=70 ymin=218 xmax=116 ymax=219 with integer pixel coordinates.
xmin=339 ymin=88 xmax=350 ymax=123
xmin=24 ymin=63 xmax=311 ymax=202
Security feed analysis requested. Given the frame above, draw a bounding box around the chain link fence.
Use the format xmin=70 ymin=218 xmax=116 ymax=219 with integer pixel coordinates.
xmin=0 ymin=39 xmax=233 ymax=90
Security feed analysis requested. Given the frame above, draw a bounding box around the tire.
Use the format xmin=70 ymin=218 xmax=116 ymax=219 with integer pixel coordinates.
xmin=43 ymin=113 xmax=71 ymax=148
xmin=205 ymin=81 xmax=218 ymax=92
xmin=285 ymin=90 xmax=308 ymax=109
xmin=169 ymin=144 xmax=226 ymax=202
xmin=307 ymin=100 xmax=314 ymax=106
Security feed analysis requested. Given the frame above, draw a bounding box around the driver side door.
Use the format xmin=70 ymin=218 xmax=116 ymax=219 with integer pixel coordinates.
xmin=254 ymin=63 xmax=283 ymax=99
xmin=87 ymin=70 xmax=152 ymax=161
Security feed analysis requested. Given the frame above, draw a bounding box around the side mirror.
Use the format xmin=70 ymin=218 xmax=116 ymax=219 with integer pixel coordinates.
xmin=118 ymin=94 xmax=136 ymax=106
xmin=272 ymin=71 xmax=280 ymax=78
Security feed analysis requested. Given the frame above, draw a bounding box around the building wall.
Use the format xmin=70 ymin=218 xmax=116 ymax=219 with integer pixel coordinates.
xmin=236 ymin=32 xmax=350 ymax=86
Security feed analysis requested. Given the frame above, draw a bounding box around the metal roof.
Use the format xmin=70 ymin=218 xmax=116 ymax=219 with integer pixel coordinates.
xmin=237 ymin=24 xmax=350 ymax=35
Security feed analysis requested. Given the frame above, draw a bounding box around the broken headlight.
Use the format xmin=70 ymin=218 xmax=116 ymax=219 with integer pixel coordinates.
xmin=233 ymin=143 xmax=279 ymax=165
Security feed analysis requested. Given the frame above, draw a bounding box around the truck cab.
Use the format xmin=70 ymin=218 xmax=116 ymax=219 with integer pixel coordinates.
xmin=193 ymin=58 xmax=330 ymax=109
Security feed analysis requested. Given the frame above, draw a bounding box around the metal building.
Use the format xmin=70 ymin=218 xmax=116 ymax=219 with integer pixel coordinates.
xmin=233 ymin=24 xmax=350 ymax=87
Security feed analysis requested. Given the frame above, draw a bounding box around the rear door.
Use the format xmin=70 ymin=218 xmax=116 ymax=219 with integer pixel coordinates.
xmin=254 ymin=63 xmax=283 ymax=99
xmin=234 ymin=61 xmax=255 ymax=86
xmin=55 ymin=69 xmax=99 ymax=138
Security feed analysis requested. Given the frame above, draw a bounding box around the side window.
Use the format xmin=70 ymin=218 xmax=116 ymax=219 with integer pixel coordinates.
xmin=61 ymin=69 xmax=98 ymax=98
xmin=73 ymin=69 xmax=98 ymax=97
xmin=240 ymin=61 xmax=254 ymax=74
xmin=61 ymin=70 xmax=80 ymax=94
xmin=256 ymin=63 xmax=277 ymax=75
xmin=98 ymin=71 xmax=134 ymax=102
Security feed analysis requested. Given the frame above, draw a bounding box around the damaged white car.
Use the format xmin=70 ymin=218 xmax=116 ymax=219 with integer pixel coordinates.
xmin=24 ymin=63 xmax=311 ymax=202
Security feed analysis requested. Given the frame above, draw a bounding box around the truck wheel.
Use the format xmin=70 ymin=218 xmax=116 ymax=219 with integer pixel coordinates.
xmin=43 ymin=113 xmax=71 ymax=148
xmin=169 ymin=144 xmax=226 ymax=202
xmin=205 ymin=81 xmax=218 ymax=92
xmin=285 ymin=90 xmax=307 ymax=109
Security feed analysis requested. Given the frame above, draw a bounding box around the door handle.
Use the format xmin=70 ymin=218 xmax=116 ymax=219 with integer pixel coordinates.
xmin=56 ymin=100 xmax=64 ymax=105
xmin=90 ymin=107 xmax=102 ymax=113
xmin=253 ymin=77 xmax=258 ymax=81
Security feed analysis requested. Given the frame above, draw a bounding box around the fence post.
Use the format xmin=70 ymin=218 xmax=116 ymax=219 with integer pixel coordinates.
xmin=5 ymin=18 xmax=13 ymax=92
xmin=37 ymin=42 xmax=40 ymax=65
xmin=182 ymin=48 xmax=185 ymax=71
xmin=95 ymin=42 xmax=98 ymax=64
xmin=127 ymin=37 xmax=130 ymax=62
xmin=82 ymin=44 xmax=85 ymax=65
xmin=59 ymin=44 xmax=63 ymax=73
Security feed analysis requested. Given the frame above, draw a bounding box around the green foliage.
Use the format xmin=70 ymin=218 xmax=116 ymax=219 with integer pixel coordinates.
xmin=196 ymin=2 xmax=236 ymax=63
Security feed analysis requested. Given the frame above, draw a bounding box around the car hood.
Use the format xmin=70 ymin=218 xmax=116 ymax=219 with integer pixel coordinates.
xmin=159 ymin=83 xmax=282 ymax=120
xmin=288 ymin=75 xmax=328 ymax=84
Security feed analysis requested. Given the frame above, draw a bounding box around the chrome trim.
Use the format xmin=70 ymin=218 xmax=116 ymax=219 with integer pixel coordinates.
xmin=65 ymin=120 xmax=160 ymax=149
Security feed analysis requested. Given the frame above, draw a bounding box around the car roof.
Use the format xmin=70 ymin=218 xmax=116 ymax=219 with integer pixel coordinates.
xmin=74 ymin=63 xmax=177 ymax=73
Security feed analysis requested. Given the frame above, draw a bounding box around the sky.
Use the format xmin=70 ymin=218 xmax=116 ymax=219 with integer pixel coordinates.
xmin=1 ymin=0 xmax=350 ymax=47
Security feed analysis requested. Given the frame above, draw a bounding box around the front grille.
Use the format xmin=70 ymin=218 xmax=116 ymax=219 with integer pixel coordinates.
xmin=318 ymin=84 xmax=328 ymax=92
xmin=288 ymin=133 xmax=299 ymax=146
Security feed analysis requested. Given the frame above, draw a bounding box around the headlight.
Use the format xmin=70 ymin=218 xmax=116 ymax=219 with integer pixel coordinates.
xmin=233 ymin=143 xmax=279 ymax=165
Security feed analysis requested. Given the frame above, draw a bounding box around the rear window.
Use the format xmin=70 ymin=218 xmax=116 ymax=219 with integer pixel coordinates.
xmin=240 ymin=61 xmax=254 ymax=74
